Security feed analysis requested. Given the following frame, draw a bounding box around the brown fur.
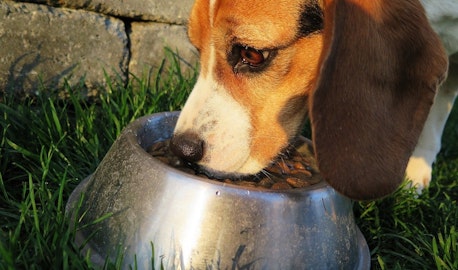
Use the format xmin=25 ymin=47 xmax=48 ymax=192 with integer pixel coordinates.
xmin=311 ymin=0 xmax=448 ymax=200
xmin=182 ymin=0 xmax=448 ymax=200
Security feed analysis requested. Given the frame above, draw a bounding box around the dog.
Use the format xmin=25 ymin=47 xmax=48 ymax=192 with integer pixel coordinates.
xmin=170 ymin=0 xmax=458 ymax=200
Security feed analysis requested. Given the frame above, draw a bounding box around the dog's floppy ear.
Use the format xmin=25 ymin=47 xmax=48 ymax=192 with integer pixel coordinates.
xmin=310 ymin=0 xmax=448 ymax=200
xmin=187 ymin=0 xmax=210 ymax=51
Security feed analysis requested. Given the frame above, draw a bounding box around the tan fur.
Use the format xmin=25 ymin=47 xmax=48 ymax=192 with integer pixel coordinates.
xmin=174 ymin=0 xmax=449 ymax=200
xmin=187 ymin=0 xmax=324 ymax=171
xmin=187 ymin=0 xmax=212 ymax=76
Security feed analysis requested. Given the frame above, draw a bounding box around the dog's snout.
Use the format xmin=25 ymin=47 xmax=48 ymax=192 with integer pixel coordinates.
xmin=170 ymin=132 xmax=205 ymax=163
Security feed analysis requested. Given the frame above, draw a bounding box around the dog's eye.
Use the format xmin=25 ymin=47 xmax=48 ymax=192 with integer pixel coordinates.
xmin=229 ymin=45 xmax=272 ymax=74
xmin=240 ymin=46 xmax=268 ymax=67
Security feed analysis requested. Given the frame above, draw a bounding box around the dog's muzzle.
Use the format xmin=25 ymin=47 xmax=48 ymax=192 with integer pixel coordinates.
xmin=170 ymin=132 xmax=251 ymax=179
xmin=170 ymin=132 xmax=205 ymax=163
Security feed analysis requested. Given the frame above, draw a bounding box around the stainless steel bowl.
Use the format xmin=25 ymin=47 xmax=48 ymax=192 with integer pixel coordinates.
xmin=66 ymin=112 xmax=370 ymax=270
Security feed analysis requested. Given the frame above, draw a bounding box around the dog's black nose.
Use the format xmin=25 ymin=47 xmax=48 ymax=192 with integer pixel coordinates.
xmin=170 ymin=132 xmax=204 ymax=163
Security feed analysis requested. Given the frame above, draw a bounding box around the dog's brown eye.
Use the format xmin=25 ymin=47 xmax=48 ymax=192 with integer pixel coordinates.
xmin=240 ymin=46 xmax=267 ymax=67
xmin=229 ymin=45 xmax=274 ymax=74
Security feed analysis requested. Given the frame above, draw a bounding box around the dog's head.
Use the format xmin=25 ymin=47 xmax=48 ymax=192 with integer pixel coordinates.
xmin=171 ymin=0 xmax=448 ymax=200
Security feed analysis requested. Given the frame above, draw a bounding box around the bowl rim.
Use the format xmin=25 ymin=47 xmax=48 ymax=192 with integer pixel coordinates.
xmin=132 ymin=111 xmax=331 ymax=196
xmin=66 ymin=111 xmax=370 ymax=269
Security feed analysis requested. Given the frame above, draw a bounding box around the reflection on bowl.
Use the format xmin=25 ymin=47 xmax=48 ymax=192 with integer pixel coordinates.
xmin=66 ymin=111 xmax=370 ymax=269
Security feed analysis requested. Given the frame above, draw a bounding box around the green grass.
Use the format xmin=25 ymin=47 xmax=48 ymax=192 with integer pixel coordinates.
xmin=1 ymin=52 xmax=457 ymax=269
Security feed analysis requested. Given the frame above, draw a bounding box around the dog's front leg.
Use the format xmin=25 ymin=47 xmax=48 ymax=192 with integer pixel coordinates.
xmin=407 ymin=62 xmax=458 ymax=193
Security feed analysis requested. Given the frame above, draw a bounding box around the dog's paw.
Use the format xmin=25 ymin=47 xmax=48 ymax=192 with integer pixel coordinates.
xmin=405 ymin=155 xmax=433 ymax=194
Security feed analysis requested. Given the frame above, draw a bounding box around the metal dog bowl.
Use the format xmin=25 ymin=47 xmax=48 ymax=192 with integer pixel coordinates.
xmin=66 ymin=112 xmax=370 ymax=269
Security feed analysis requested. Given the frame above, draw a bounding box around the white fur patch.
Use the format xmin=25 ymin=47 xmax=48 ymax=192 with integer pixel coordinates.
xmin=174 ymin=45 xmax=263 ymax=174
xmin=209 ymin=0 xmax=217 ymax=26
xmin=407 ymin=67 xmax=458 ymax=193
xmin=407 ymin=0 xmax=458 ymax=191
xmin=406 ymin=151 xmax=433 ymax=194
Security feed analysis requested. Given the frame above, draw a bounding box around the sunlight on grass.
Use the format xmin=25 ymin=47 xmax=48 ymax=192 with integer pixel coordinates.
xmin=354 ymin=117 xmax=458 ymax=270
xmin=0 ymin=51 xmax=196 ymax=269
xmin=1 ymin=50 xmax=457 ymax=269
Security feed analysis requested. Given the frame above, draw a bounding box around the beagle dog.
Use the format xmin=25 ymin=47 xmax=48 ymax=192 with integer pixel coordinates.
xmin=170 ymin=0 xmax=458 ymax=200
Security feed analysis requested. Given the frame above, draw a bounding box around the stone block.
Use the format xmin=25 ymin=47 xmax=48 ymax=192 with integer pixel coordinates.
xmin=0 ymin=1 xmax=129 ymax=95
xmin=18 ymin=0 xmax=195 ymax=25
xmin=129 ymin=22 xmax=198 ymax=83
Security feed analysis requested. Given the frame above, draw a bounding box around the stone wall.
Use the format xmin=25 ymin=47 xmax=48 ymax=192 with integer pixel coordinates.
xmin=0 ymin=0 xmax=197 ymax=95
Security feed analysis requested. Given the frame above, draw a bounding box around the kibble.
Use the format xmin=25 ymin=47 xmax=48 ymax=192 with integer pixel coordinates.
xmin=147 ymin=138 xmax=322 ymax=190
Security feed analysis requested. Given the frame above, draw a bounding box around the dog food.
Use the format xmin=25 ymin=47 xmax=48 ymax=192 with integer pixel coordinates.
xmin=148 ymin=138 xmax=322 ymax=190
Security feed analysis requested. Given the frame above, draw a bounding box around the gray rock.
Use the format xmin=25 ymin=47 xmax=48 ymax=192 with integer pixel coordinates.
xmin=129 ymin=22 xmax=198 ymax=83
xmin=0 ymin=1 xmax=129 ymax=95
xmin=18 ymin=0 xmax=194 ymax=25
